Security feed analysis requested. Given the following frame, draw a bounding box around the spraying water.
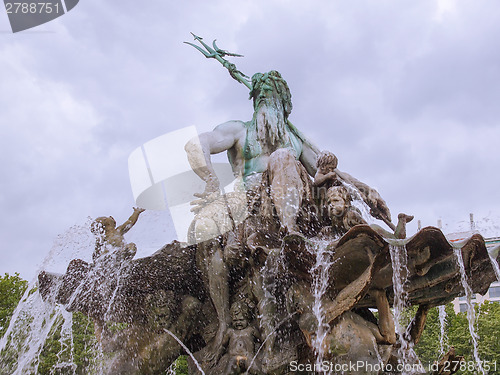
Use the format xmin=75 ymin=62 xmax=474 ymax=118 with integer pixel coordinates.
xmin=453 ymin=248 xmax=485 ymax=375
xmin=0 ymin=223 xmax=97 ymax=375
xmin=0 ymin=280 xmax=73 ymax=374
xmin=341 ymin=181 xmax=376 ymax=225
xmin=163 ymin=329 xmax=205 ymax=375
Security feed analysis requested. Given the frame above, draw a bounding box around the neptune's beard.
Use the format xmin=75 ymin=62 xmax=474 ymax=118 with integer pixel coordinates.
xmin=254 ymin=95 xmax=288 ymax=147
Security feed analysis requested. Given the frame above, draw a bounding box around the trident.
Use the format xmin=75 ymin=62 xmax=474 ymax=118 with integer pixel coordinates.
xmin=184 ymin=33 xmax=252 ymax=90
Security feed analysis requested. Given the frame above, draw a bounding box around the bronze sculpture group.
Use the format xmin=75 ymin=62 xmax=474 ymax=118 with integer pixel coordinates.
xmin=37 ymin=35 xmax=500 ymax=375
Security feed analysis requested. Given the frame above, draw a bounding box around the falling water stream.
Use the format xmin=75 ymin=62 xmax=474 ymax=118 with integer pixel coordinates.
xmin=454 ymin=247 xmax=486 ymax=375
xmin=438 ymin=305 xmax=448 ymax=356
xmin=257 ymin=248 xmax=281 ymax=360
xmin=0 ymin=281 xmax=75 ymax=374
xmin=389 ymin=244 xmax=422 ymax=374
xmin=309 ymin=239 xmax=333 ymax=369
xmin=341 ymin=181 xmax=376 ymax=225
xmin=488 ymin=250 xmax=500 ymax=282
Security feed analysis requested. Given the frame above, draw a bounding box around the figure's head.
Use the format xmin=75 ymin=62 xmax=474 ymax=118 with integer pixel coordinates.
xmin=249 ymin=71 xmax=292 ymax=146
xmin=91 ymin=216 xmax=116 ymax=234
xmin=317 ymin=151 xmax=338 ymax=173
xmin=230 ymin=301 xmax=249 ymax=330
xmin=326 ymin=186 xmax=350 ymax=217
xmin=249 ymin=70 xmax=292 ymax=118
xmin=146 ymin=290 xmax=174 ymax=331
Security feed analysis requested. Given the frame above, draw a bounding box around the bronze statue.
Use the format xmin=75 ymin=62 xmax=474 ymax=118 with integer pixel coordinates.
xmin=33 ymin=35 xmax=500 ymax=375
xmin=184 ymin=41 xmax=394 ymax=353
xmin=91 ymin=206 xmax=145 ymax=262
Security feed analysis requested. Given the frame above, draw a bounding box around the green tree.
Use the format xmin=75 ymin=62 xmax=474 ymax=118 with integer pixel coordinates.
xmin=173 ymin=355 xmax=188 ymax=375
xmin=414 ymin=305 xmax=445 ymax=366
xmin=0 ymin=272 xmax=28 ymax=338
xmin=414 ymin=302 xmax=500 ymax=375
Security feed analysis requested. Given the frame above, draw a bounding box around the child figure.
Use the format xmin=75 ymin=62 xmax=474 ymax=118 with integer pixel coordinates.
xmin=91 ymin=207 xmax=145 ymax=262
xmin=218 ymin=301 xmax=261 ymax=375
xmin=314 ymin=151 xmax=342 ymax=225
xmin=326 ymin=185 xmax=366 ymax=235
xmin=313 ymin=150 xmax=340 ymax=189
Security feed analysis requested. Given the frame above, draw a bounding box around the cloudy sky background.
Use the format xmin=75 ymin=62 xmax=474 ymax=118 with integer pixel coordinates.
xmin=1 ymin=0 xmax=499 ymax=280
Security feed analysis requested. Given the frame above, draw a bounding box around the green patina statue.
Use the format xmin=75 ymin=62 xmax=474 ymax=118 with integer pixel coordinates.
xmin=184 ymin=34 xmax=392 ymax=233
xmin=184 ymin=33 xmax=395 ymax=362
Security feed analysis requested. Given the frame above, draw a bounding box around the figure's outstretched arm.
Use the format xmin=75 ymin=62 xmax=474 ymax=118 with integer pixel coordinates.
xmin=185 ymin=121 xmax=245 ymax=197
xmin=117 ymin=207 xmax=145 ymax=235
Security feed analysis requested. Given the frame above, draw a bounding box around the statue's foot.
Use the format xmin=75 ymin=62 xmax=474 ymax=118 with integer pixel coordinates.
xmin=397 ymin=213 xmax=414 ymax=224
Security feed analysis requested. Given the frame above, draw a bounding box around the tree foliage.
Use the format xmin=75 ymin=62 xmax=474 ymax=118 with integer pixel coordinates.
xmin=36 ymin=312 xmax=97 ymax=375
xmin=415 ymin=302 xmax=500 ymax=375
xmin=0 ymin=272 xmax=28 ymax=338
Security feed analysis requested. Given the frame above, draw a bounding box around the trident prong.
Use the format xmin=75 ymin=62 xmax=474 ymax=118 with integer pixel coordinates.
xmin=183 ymin=42 xmax=216 ymax=58
xmin=212 ymin=40 xmax=244 ymax=58
xmin=185 ymin=33 xmax=252 ymax=89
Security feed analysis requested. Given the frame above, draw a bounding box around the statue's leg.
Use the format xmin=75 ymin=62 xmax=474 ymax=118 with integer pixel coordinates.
xmin=207 ymin=242 xmax=230 ymax=348
xmin=371 ymin=289 xmax=396 ymax=344
xmin=194 ymin=218 xmax=231 ymax=348
xmin=267 ymin=149 xmax=304 ymax=233
xmin=406 ymin=304 xmax=430 ymax=345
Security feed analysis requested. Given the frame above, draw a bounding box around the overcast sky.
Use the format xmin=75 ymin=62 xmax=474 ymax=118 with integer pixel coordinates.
xmin=1 ymin=0 xmax=499 ymax=280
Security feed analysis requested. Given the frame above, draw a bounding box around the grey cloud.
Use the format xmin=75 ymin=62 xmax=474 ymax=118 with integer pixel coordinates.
xmin=1 ymin=0 xmax=499 ymax=280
